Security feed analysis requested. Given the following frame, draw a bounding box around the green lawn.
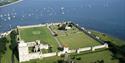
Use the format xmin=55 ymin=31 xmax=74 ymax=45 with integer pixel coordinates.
xmin=58 ymin=32 xmax=100 ymax=49
xmin=1 ymin=42 xmax=12 ymax=63
xmin=19 ymin=26 xmax=58 ymax=52
xmin=1 ymin=43 xmax=19 ymax=63
xmin=71 ymin=50 xmax=119 ymax=63
xmin=1 ymin=34 xmax=19 ymax=63
xmin=50 ymin=25 xmax=100 ymax=49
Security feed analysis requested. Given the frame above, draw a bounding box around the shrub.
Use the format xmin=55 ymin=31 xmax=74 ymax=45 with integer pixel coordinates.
xmin=76 ymin=57 xmax=81 ymax=60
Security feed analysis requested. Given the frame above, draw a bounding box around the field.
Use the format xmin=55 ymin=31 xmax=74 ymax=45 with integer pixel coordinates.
xmin=71 ymin=50 xmax=119 ymax=63
xmin=50 ymin=25 xmax=100 ymax=49
xmin=18 ymin=26 xmax=58 ymax=52
xmin=0 ymin=34 xmax=19 ymax=63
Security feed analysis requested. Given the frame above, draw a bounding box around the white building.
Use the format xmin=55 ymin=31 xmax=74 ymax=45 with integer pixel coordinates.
xmin=18 ymin=40 xmax=49 ymax=62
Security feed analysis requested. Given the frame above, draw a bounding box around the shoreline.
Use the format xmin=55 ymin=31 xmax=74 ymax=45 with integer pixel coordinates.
xmin=87 ymin=28 xmax=125 ymax=41
xmin=0 ymin=0 xmax=23 ymax=8
xmin=89 ymin=29 xmax=125 ymax=46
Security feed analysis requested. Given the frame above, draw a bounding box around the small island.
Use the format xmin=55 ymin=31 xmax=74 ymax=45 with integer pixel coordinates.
xmin=0 ymin=22 xmax=125 ymax=63
xmin=0 ymin=0 xmax=22 ymax=7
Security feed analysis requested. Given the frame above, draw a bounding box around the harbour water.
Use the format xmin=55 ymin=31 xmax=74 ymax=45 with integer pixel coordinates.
xmin=0 ymin=0 xmax=125 ymax=40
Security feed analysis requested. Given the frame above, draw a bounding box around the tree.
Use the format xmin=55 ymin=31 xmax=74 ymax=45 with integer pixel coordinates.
xmin=0 ymin=37 xmax=9 ymax=63
xmin=10 ymin=30 xmax=17 ymax=50
xmin=58 ymin=24 xmax=66 ymax=30
xmin=10 ymin=30 xmax=19 ymax=61
xmin=76 ymin=57 xmax=81 ymax=60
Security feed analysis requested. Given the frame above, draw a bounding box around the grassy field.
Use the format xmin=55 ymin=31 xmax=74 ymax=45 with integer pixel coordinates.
xmin=19 ymin=26 xmax=58 ymax=52
xmin=1 ymin=42 xmax=19 ymax=63
xmin=71 ymin=50 xmax=119 ymax=63
xmin=1 ymin=34 xmax=19 ymax=63
xmin=50 ymin=25 xmax=100 ymax=49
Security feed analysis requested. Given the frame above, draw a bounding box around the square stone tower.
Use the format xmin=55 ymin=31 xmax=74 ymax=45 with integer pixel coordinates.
xmin=18 ymin=40 xmax=29 ymax=62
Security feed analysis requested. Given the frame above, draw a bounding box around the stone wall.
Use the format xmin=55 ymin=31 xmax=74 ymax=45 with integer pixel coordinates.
xmin=57 ymin=51 xmax=65 ymax=56
xmin=17 ymin=24 xmax=46 ymax=29
xmin=18 ymin=43 xmax=109 ymax=62
xmin=28 ymin=52 xmax=41 ymax=60
xmin=92 ymin=43 xmax=108 ymax=51
xmin=0 ymin=30 xmax=12 ymax=38
xmin=68 ymin=50 xmax=76 ymax=53
xmin=47 ymin=22 xmax=61 ymax=26
xmin=27 ymin=42 xmax=36 ymax=47
xmin=16 ymin=22 xmax=62 ymax=29
xmin=18 ymin=41 xmax=29 ymax=62
xmin=42 ymin=52 xmax=56 ymax=57
xmin=57 ymin=43 xmax=108 ymax=56
xmin=76 ymin=44 xmax=108 ymax=53
xmin=77 ymin=47 xmax=91 ymax=53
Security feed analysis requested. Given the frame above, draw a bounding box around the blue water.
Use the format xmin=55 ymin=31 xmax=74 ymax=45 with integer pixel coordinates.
xmin=0 ymin=0 xmax=125 ymax=40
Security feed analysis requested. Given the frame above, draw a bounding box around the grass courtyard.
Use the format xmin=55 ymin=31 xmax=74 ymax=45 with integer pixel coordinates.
xmin=18 ymin=26 xmax=58 ymax=52
xmin=50 ymin=25 xmax=100 ymax=49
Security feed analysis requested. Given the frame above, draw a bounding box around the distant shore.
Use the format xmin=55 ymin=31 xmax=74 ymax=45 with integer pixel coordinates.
xmin=0 ymin=0 xmax=23 ymax=8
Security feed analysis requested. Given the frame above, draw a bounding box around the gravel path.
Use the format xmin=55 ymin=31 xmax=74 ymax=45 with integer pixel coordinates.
xmin=47 ymin=26 xmax=62 ymax=47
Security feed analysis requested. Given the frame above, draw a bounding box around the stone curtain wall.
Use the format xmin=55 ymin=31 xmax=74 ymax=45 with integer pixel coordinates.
xmin=16 ymin=22 xmax=62 ymax=29
xmin=0 ymin=29 xmax=13 ymax=38
xmin=28 ymin=52 xmax=41 ymax=60
xmin=18 ymin=43 xmax=108 ymax=62
xmin=77 ymin=47 xmax=91 ymax=54
xmin=92 ymin=43 xmax=108 ymax=51
xmin=17 ymin=24 xmax=46 ymax=29
xmin=57 ymin=44 xmax=108 ymax=56
xmin=42 ymin=52 xmax=57 ymax=57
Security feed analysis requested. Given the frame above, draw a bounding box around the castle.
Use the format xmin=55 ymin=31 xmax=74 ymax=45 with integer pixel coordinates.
xmin=16 ymin=22 xmax=109 ymax=62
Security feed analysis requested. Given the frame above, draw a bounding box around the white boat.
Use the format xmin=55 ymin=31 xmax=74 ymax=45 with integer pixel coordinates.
xmin=61 ymin=7 xmax=64 ymax=10
xmin=8 ymin=16 xmax=11 ymax=20
xmin=22 ymin=15 xmax=25 ymax=18
xmin=0 ymin=14 xmax=3 ymax=17
xmin=4 ymin=19 xmax=7 ymax=21
xmin=7 ymin=13 xmax=10 ymax=16
xmin=4 ymin=14 xmax=7 ymax=16
xmin=62 ymin=12 xmax=65 ymax=15
xmin=28 ymin=14 xmax=31 ymax=16
xmin=13 ymin=15 xmax=16 ymax=18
